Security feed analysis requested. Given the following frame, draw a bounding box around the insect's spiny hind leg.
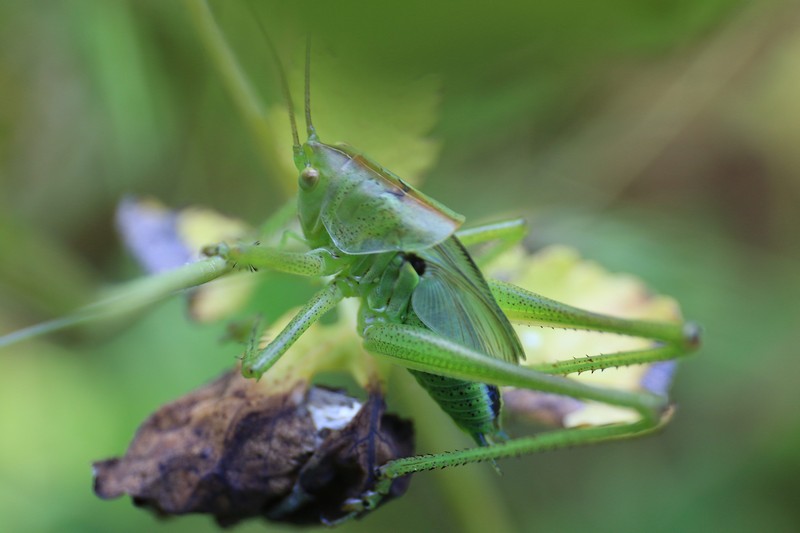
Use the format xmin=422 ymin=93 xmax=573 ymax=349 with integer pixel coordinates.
xmin=341 ymin=415 xmax=666 ymax=520
xmin=380 ymin=415 xmax=663 ymax=477
xmin=345 ymin=318 xmax=677 ymax=520
xmin=362 ymin=323 xmax=667 ymax=420
xmin=489 ymin=279 xmax=698 ymax=346
xmin=529 ymin=343 xmax=687 ymax=376
xmin=489 ymin=279 xmax=700 ymax=375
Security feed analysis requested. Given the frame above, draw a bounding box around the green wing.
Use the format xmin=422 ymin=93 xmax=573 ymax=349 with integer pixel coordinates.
xmin=412 ymin=238 xmax=525 ymax=364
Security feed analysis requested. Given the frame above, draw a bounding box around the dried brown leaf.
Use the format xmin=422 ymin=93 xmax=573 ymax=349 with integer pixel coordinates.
xmin=93 ymin=370 xmax=413 ymax=526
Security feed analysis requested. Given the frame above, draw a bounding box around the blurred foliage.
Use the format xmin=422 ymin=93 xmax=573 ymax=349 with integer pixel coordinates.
xmin=2 ymin=1 xmax=800 ymax=532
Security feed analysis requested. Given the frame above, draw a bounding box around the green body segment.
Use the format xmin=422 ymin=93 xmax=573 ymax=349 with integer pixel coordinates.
xmin=297 ymin=140 xmax=465 ymax=254
xmin=409 ymin=370 xmax=504 ymax=445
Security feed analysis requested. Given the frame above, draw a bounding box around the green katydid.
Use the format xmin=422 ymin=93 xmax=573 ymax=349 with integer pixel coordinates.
xmin=0 ymin=6 xmax=701 ymax=524
xmin=195 ymin=29 xmax=701 ymax=520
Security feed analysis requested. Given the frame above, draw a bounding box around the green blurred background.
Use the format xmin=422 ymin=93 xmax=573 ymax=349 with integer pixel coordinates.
xmin=2 ymin=1 xmax=799 ymax=532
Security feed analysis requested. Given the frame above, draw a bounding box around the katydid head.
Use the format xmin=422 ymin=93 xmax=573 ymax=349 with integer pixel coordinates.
xmin=294 ymin=138 xmax=341 ymax=247
xmin=268 ymin=41 xmax=335 ymax=248
xmin=285 ymin=43 xmax=464 ymax=254
xmin=257 ymin=27 xmax=461 ymax=251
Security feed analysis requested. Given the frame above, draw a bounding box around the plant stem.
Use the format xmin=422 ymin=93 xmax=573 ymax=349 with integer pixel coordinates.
xmin=184 ymin=0 xmax=294 ymax=198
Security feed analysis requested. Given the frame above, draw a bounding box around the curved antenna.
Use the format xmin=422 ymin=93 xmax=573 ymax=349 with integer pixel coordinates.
xmin=305 ymin=37 xmax=317 ymax=140
xmin=247 ymin=1 xmax=300 ymax=150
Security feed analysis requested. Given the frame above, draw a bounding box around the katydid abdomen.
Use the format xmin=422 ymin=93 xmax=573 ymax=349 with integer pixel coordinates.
xmin=408 ymin=370 xmax=504 ymax=445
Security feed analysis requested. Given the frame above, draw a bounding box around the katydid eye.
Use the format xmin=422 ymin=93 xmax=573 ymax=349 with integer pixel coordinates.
xmin=299 ymin=167 xmax=320 ymax=190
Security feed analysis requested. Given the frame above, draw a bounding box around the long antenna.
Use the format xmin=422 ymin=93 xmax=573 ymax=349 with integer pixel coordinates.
xmin=247 ymin=1 xmax=300 ymax=149
xmin=305 ymin=36 xmax=317 ymax=139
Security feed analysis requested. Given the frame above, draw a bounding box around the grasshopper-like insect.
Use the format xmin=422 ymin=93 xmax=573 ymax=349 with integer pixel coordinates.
xmin=198 ymin=36 xmax=701 ymax=519
xmin=0 ymin=12 xmax=701 ymax=524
